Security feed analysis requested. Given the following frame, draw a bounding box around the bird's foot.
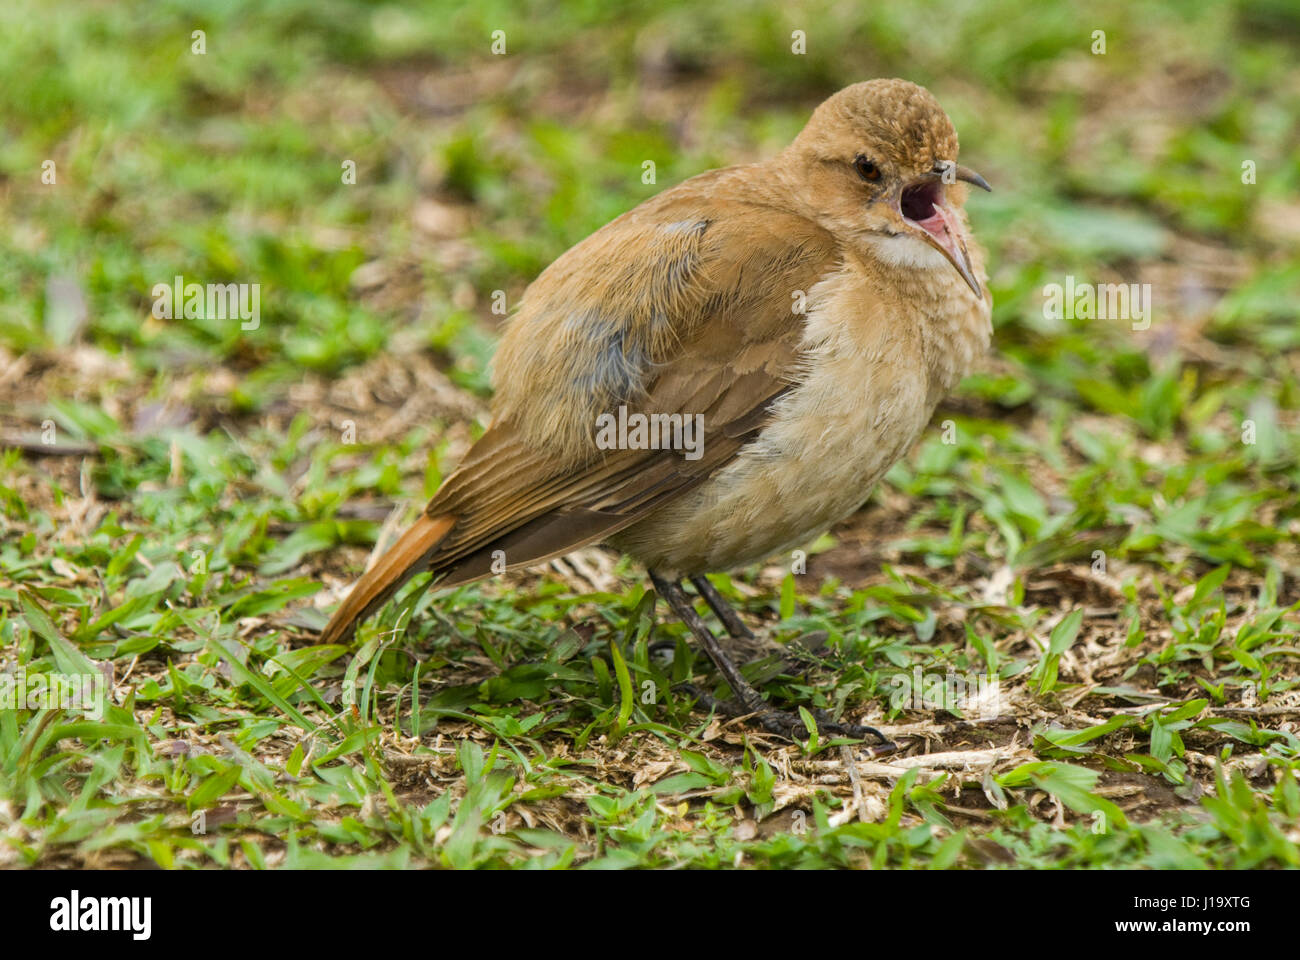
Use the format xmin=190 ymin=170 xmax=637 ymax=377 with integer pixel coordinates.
xmin=677 ymin=682 xmax=896 ymax=756
xmin=651 ymin=571 xmax=895 ymax=756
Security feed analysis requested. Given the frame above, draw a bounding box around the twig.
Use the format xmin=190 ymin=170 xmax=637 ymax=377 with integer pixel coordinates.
xmin=793 ymin=747 xmax=1018 ymax=781
xmin=840 ymin=743 xmax=867 ymax=823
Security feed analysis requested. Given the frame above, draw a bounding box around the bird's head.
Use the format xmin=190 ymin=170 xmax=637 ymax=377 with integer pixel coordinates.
xmin=781 ymin=78 xmax=991 ymax=298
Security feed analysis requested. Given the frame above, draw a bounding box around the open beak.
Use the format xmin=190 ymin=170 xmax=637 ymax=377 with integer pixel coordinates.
xmin=896 ymin=162 xmax=990 ymax=298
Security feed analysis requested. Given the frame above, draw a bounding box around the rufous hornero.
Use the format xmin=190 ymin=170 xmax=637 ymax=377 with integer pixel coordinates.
xmin=322 ymin=78 xmax=992 ymax=751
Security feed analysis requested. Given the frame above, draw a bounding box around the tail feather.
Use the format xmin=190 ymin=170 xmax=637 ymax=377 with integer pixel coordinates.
xmin=320 ymin=513 xmax=457 ymax=645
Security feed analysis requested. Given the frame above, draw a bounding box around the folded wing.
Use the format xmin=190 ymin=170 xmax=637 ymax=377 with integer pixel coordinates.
xmin=322 ymin=175 xmax=840 ymax=643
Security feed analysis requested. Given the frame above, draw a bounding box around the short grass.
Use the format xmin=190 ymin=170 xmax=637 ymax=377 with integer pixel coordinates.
xmin=2 ymin=0 xmax=1299 ymax=868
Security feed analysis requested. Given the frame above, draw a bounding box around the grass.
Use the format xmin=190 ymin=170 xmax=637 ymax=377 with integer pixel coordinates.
xmin=1 ymin=0 xmax=1299 ymax=869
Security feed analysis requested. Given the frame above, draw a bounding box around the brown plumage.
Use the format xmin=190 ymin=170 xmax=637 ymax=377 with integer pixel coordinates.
xmin=321 ymin=79 xmax=992 ymax=745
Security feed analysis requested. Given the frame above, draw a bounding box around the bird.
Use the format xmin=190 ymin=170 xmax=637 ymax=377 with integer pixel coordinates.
xmin=320 ymin=78 xmax=992 ymax=749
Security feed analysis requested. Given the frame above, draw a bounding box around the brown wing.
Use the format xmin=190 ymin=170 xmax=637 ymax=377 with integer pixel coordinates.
xmin=321 ymin=174 xmax=840 ymax=643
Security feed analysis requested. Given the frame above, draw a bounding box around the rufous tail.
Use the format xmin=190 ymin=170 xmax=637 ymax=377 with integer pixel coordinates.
xmin=320 ymin=513 xmax=457 ymax=645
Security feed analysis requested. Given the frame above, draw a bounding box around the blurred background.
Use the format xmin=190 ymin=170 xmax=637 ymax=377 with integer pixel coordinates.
xmin=2 ymin=0 xmax=1300 ymax=870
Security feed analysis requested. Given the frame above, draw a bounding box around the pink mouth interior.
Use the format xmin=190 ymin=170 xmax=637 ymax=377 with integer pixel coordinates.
xmin=898 ymin=178 xmax=979 ymax=295
xmin=900 ymin=180 xmax=947 ymax=238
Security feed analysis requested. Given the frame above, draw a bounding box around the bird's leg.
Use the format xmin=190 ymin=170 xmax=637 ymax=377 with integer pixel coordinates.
xmin=648 ymin=571 xmax=894 ymax=752
xmin=650 ymin=571 xmax=762 ymax=709
xmin=691 ymin=574 xmax=832 ymax=676
xmin=688 ymin=574 xmax=754 ymax=640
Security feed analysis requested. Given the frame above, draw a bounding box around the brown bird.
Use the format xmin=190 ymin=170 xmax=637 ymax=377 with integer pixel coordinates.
xmin=321 ymin=78 xmax=992 ymax=747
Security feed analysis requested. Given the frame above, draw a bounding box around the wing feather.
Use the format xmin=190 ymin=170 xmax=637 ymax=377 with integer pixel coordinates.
xmin=323 ymin=172 xmax=843 ymax=640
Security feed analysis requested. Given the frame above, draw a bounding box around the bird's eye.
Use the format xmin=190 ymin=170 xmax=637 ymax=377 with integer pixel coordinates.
xmin=854 ymin=156 xmax=881 ymax=182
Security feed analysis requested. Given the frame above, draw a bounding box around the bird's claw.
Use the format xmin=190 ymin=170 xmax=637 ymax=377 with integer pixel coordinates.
xmin=676 ymin=682 xmax=896 ymax=755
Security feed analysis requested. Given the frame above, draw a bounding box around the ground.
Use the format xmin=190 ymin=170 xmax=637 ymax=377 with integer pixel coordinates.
xmin=1 ymin=0 xmax=1299 ymax=868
